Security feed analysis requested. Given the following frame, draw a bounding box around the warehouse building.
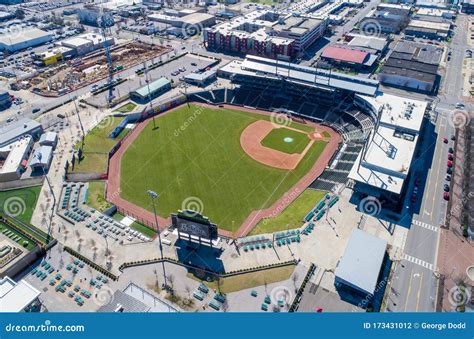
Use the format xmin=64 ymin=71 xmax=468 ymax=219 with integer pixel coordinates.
xmin=62 ymin=33 xmax=114 ymax=56
xmin=148 ymin=11 xmax=215 ymax=37
xmin=359 ymin=3 xmax=411 ymax=34
xmin=405 ymin=19 xmax=451 ymax=40
xmin=335 ymin=229 xmax=387 ymax=303
xmin=320 ymin=45 xmax=377 ymax=71
xmin=130 ymin=77 xmax=171 ymax=103
xmin=183 ymin=70 xmax=217 ymax=87
xmin=39 ymin=46 xmax=74 ymax=66
xmin=0 ymin=28 xmax=52 ymax=53
xmin=39 ymin=131 xmax=58 ymax=148
xmin=346 ymin=34 xmax=389 ymax=55
xmin=378 ymin=40 xmax=442 ymax=93
xmin=0 ymin=118 xmax=43 ymax=148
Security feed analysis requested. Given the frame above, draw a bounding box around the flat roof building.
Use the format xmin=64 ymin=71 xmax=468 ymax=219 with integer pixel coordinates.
xmin=0 ymin=118 xmax=43 ymax=148
xmin=130 ymin=77 xmax=171 ymax=103
xmin=320 ymin=45 xmax=377 ymax=69
xmin=0 ymin=136 xmax=33 ymax=182
xmin=0 ymin=28 xmax=53 ymax=53
xmin=29 ymin=145 xmax=53 ymax=172
xmin=350 ymin=92 xmax=427 ymax=198
xmin=335 ymin=229 xmax=387 ymax=297
xmin=0 ymin=276 xmax=41 ymax=312
xmin=39 ymin=131 xmax=58 ymax=148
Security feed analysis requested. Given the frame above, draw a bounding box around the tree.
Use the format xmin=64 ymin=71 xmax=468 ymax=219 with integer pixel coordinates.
xmin=14 ymin=9 xmax=25 ymax=20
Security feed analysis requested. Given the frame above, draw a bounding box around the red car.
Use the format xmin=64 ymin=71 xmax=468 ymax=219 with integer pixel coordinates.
xmin=448 ymin=154 xmax=454 ymax=161
xmin=411 ymin=193 xmax=417 ymax=203
xmin=443 ymin=192 xmax=450 ymax=201
xmin=443 ymin=137 xmax=448 ymax=144
xmin=447 ymin=160 xmax=453 ymax=167
xmin=315 ymin=308 xmax=323 ymax=312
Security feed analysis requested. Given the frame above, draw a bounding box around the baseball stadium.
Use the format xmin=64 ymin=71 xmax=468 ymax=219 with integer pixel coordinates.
xmin=105 ymin=56 xmax=379 ymax=237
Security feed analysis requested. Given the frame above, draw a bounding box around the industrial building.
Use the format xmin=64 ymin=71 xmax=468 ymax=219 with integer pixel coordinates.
xmin=39 ymin=47 xmax=74 ymax=66
xmin=204 ymin=10 xmax=327 ymax=59
xmin=78 ymin=5 xmax=115 ymax=27
xmin=149 ymin=11 xmax=216 ymax=37
xmin=0 ymin=276 xmax=41 ymax=312
xmin=0 ymin=28 xmax=53 ymax=53
xmin=405 ymin=19 xmax=451 ymax=40
xmin=0 ymin=136 xmax=33 ymax=182
xmin=378 ymin=41 xmax=442 ymax=93
xmin=320 ymin=45 xmax=377 ymax=71
xmin=39 ymin=131 xmax=58 ymax=148
xmin=350 ymin=92 xmax=427 ymax=203
xmin=130 ymin=77 xmax=171 ymax=103
xmin=335 ymin=229 xmax=387 ymax=301
xmin=183 ymin=70 xmax=217 ymax=87
xmin=0 ymin=118 xmax=43 ymax=148
xmin=61 ymin=33 xmax=115 ymax=56
xmin=359 ymin=3 xmax=411 ymax=34
xmin=346 ymin=34 xmax=389 ymax=55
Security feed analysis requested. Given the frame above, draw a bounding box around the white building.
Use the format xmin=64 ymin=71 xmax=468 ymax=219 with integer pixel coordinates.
xmin=0 ymin=276 xmax=41 ymax=312
xmin=0 ymin=28 xmax=53 ymax=53
xmin=350 ymin=92 xmax=427 ymax=200
xmin=0 ymin=136 xmax=33 ymax=182
xmin=29 ymin=145 xmax=53 ymax=172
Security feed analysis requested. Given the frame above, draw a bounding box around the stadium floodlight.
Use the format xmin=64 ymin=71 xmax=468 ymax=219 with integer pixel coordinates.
xmin=146 ymin=189 xmax=169 ymax=291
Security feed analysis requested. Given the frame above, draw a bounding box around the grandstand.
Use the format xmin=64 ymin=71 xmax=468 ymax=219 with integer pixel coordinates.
xmin=188 ymin=82 xmax=375 ymax=194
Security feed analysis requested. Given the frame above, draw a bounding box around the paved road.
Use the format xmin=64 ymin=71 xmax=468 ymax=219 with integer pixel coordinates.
xmin=386 ymin=13 xmax=471 ymax=313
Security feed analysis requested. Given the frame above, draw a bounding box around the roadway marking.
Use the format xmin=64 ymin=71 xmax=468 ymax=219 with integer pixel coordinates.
xmin=404 ymin=254 xmax=434 ymax=271
xmin=412 ymin=219 xmax=438 ymax=232
xmin=416 ymin=271 xmax=424 ymax=312
xmin=404 ymin=267 xmax=414 ymax=312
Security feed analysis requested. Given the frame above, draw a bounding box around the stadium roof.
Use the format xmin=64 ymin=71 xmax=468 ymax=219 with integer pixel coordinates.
xmin=335 ymin=229 xmax=387 ymax=295
xmin=349 ymin=92 xmax=427 ymax=194
xmin=321 ymin=46 xmax=368 ymax=64
xmin=0 ymin=277 xmax=40 ymax=312
xmin=222 ymin=55 xmax=379 ymax=96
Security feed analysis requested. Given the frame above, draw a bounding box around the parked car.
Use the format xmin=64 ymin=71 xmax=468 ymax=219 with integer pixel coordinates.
xmin=443 ymin=192 xmax=449 ymax=201
xmin=448 ymin=147 xmax=454 ymax=154
xmin=448 ymin=154 xmax=454 ymax=161
xmin=444 ymin=184 xmax=450 ymax=192
xmin=32 ymin=107 xmax=40 ymax=114
xmin=446 ymin=175 xmax=451 ymax=181
xmin=447 ymin=160 xmax=453 ymax=167
xmin=443 ymin=137 xmax=448 ymax=144
xmin=447 ymin=167 xmax=452 ymax=174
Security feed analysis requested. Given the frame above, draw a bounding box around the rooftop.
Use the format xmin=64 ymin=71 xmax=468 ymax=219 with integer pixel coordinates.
xmin=349 ymin=92 xmax=427 ymax=194
xmin=0 ymin=28 xmax=52 ymax=46
xmin=0 ymin=277 xmax=40 ymax=312
xmin=335 ymin=229 xmax=387 ymax=295
xmin=0 ymin=118 xmax=42 ymax=147
xmin=347 ymin=34 xmax=388 ymax=52
xmin=0 ymin=136 xmax=32 ymax=175
xmin=133 ymin=77 xmax=171 ymax=98
xmin=321 ymin=45 xmax=368 ymax=64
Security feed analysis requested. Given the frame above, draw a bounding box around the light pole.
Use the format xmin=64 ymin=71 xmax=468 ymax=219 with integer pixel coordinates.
xmin=147 ymin=190 xmax=168 ymax=290
xmin=102 ymin=229 xmax=109 ymax=268
xmin=38 ymin=153 xmax=55 ymax=243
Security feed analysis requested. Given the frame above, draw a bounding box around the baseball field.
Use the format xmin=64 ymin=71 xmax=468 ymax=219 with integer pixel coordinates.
xmin=119 ymin=104 xmax=329 ymax=232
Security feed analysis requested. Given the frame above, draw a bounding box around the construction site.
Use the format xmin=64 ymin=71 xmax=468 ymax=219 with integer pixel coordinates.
xmin=28 ymin=41 xmax=170 ymax=98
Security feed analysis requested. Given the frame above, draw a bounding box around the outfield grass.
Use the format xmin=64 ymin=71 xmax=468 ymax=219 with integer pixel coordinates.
xmin=86 ymin=181 xmax=112 ymax=212
xmin=114 ymin=102 xmax=137 ymax=113
xmin=0 ymin=186 xmax=41 ymax=224
xmin=322 ymin=131 xmax=331 ymax=138
xmin=250 ymin=189 xmax=327 ymax=235
xmin=120 ymin=104 xmax=328 ymax=232
xmin=261 ymin=127 xmax=310 ymax=154
xmin=73 ymin=117 xmax=124 ymax=173
xmin=189 ymin=265 xmax=295 ymax=294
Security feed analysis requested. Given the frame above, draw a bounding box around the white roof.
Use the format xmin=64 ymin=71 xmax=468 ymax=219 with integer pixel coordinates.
xmin=0 ymin=28 xmax=51 ymax=46
xmin=30 ymin=145 xmax=53 ymax=167
xmin=0 ymin=277 xmax=40 ymax=312
xmin=62 ymin=37 xmax=92 ymax=48
xmin=349 ymin=92 xmax=427 ymax=194
xmin=39 ymin=131 xmax=57 ymax=144
xmin=0 ymin=136 xmax=31 ymax=175
xmin=335 ymin=229 xmax=387 ymax=295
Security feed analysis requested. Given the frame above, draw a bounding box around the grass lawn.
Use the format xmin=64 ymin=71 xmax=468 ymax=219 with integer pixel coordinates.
xmin=0 ymin=222 xmax=35 ymax=251
xmin=112 ymin=212 xmax=157 ymax=237
xmin=261 ymin=127 xmax=310 ymax=154
xmin=73 ymin=117 xmax=124 ymax=173
xmin=322 ymin=131 xmax=331 ymax=138
xmin=0 ymin=186 xmax=41 ymax=224
xmin=120 ymin=104 xmax=328 ymax=232
xmin=189 ymin=265 xmax=295 ymax=294
xmin=86 ymin=181 xmax=112 ymax=212
xmin=250 ymin=189 xmax=327 ymax=235
xmin=114 ymin=102 xmax=137 ymax=113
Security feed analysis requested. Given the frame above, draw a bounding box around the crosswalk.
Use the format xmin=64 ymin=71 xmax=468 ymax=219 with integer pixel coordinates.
xmin=412 ymin=219 xmax=438 ymax=232
xmin=404 ymin=254 xmax=434 ymax=271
